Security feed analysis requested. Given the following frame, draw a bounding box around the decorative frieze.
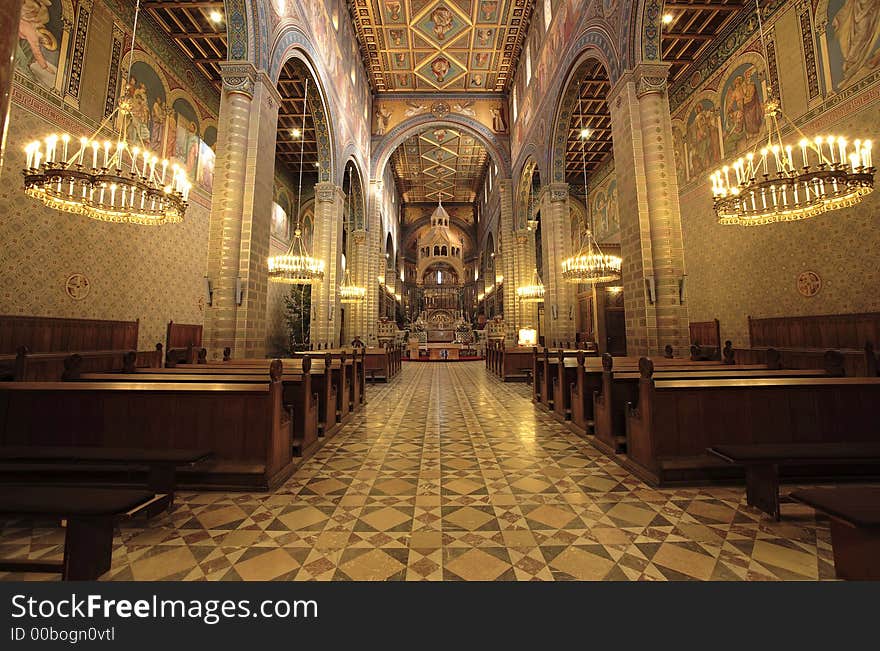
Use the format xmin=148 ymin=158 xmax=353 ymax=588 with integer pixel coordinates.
xmin=65 ymin=0 xmax=92 ymax=102
xmin=799 ymin=9 xmax=820 ymax=100
xmin=103 ymin=24 xmax=124 ymax=118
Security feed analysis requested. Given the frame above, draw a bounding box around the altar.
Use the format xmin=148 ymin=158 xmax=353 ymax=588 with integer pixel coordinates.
xmin=427 ymin=343 xmax=461 ymax=360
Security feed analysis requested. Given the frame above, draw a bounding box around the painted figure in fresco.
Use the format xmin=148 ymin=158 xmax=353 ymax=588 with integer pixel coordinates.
xmin=475 ymin=52 xmax=489 ymax=68
xmin=18 ymin=0 xmax=58 ymax=87
xmin=124 ymin=76 xmax=151 ymax=146
xmin=833 ymin=0 xmax=880 ymax=86
xmin=594 ymin=191 xmax=608 ymax=235
xmin=491 ymin=105 xmax=507 ymax=133
xmin=430 ymin=6 xmax=454 ymax=41
xmin=374 ymin=104 xmax=392 ymax=135
xmin=672 ymin=125 xmax=688 ymax=184
xmin=477 ymin=29 xmax=493 ymax=47
xmin=431 ymin=56 xmax=451 ymax=83
xmin=390 ymin=29 xmax=404 ymax=46
xmin=394 ymin=52 xmax=406 ymax=68
xmin=384 ymin=1 xmax=402 ymax=21
xmin=722 ymin=67 xmax=764 ymax=153
xmin=471 ymin=74 xmax=483 ymax=87
xmin=480 ymin=1 xmax=499 ymax=21
xmin=150 ymin=97 xmax=166 ymax=154
xmin=606 ymin=184 xmax=619 ymax=232
xmin=687 ymin=101 xmax=721 ymax=176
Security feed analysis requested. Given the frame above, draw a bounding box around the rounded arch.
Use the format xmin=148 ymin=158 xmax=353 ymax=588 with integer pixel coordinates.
xmin=515 ymin=158 xmax=542 ymax=231
xmin=627 ymin=0 xmax=664 ymax=72
xmin=385 ymin=232 xmax=394 ymax=265
xmin=269 ymin=36 xmax=336 ymax=184
xmin=339 ymin=142 xmax=369 ymax=201
xmin=549 ymin=51 xmax=615 ymax=184
xmin=371 ymin=114 xmax=512 ymax=181
xmin=222 ymin=0 xmax=259 ymax=64
xmin=342 ymin=156 xmax=366 ymax=231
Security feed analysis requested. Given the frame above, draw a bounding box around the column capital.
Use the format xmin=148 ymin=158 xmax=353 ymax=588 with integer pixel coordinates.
xmin=609 ymin=62 xmax=672 ymax=103
xmin=541 ymin=182 xmax=569 ymax=204
xmin=315 ymin=181 xmax=343 ymax=203
xmin=351 ymin=229 xmax=367 ymax=245
xmin=220 ymin=61 xmax=258 ymax=98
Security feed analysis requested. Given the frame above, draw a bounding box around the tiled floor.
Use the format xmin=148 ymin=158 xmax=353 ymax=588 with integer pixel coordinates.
xmin=0 ymin=362 xmax=836 ymax=581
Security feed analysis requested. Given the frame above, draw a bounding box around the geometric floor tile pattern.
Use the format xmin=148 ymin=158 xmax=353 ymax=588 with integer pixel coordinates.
xmin=0 ymin=362 xmax=837 ymax=581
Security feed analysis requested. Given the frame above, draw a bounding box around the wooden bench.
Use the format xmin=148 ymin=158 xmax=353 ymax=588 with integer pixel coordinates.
xmin=708 ymin=443 xmax=880 ymax=520
xmin=791 ymin=486 xmax=880 ymax=580
xmin=80 ymin=361 xmax=322 ymax=459
xmin=622 ymin=360 xmax=880 ymax=485
xmin=0 ymin=446 xmax=210 ymax=510
xmin=0 ymin=486 xmax=162 ymax=580
xmin=4 ymin=345 xmax=163 ymax=381
xmin=591 ymin=355 xmax=833 ymax=455
xmin=0 ymin=361 xmax=294 ymax=490
xmin=364 ymin=346 xmax=394 ymax=382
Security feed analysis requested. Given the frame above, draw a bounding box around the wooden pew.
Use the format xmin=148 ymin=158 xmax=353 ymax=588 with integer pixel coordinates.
xmin=364 ymin=345 xmax=394 ymax=382
xmin=791 ymin=486 xmax=880 ymax=580
xmin=0 ymin=361 xmax=295 ymax=490
xmin=0 ymin=486 xmax=163 ymax=580
xmin=495 ymin=345 xmax=535 ymax=382
xmin=164 ymin=320 xmax=203 ymax=367
xmin=5 ymin=345 xmax=164 ymax=381
xmin=0 ymin=314 xmax=139 ymax=354
xmin=88 ymin=360 xmax=323 ymax=457
xmin=689 ymin=319 xmax=721 ymax=360
xmin=623 ymin=359 xmax=880 ymax=485
xmin=708 ymin=443 xmax=880 ymax=520
xmin=590 ymin=354 xmax=836 ymax=455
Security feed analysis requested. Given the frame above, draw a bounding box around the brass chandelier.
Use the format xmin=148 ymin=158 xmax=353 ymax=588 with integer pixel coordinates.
xmin=21 ymin=0 xmax=190 ymax=225
xmin=561 ymin=112 xmax=622 ymax=284
xmin=516 ymin=269 xmax=545 ymax=302
xmin=268 ymin=77 xmax=325 ymax=284
xmin=338 ymin=165 xmax=365 ymax=302
xmin=710 ymin=0 xmax=875 ymax=225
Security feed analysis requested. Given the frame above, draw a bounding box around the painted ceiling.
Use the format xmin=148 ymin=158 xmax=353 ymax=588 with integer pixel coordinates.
xmin=347 ymin=0 xmax=536 ymax=92
xmin=391 ymin=127 xmax=490 ymax=202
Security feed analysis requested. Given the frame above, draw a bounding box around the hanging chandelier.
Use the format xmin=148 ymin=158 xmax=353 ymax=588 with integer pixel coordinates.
xmin=710 ymin=0 xmax=875 ymax=226
xmin=21 ymin=0 xmax=190 ymax=225
xmin=561 ymin=110 xmax=622 ymax=284
xmin=337 ymin=166 xmax=365 ymax=302
xmin=339 ymin=269 xmax=366 ymax=302
xmin=267 ymin=77 xmax=325 ymax=284
xmin=516 ymin=269 xmax=545 ymax=302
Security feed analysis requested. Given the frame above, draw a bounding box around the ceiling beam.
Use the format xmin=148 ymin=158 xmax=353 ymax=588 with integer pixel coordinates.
xmin=662 ymin=33 xmax=714 ymax=42
xmin=166 ymin=31 xmax=225 ymax=39
xmin=663 ymin=1 xmax=744 ymax=11
xmin=143 ymin=1 xmax=223 ymax=9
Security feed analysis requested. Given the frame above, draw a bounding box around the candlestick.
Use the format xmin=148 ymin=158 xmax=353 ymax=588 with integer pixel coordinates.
xmin=77 ymin=137 xmax=87 ymax=166
xmin=863 ymin=140 xmax=872 ymax=168
xmin=103 ymin=141 xmax=111 ymax=169
xmin=760 ymin=148 xmax=768 ymax=175
xmin=61 ymin=134 xmax=69 ymax=163
xmin=799 ymin=139 xmax=808 ymax=168
xmin=838 ymin=138 xmax=847 ymax=165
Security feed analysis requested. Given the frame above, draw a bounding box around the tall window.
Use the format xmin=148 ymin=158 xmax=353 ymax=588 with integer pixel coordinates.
xmin=525 ymin=45 xmax=532 ymax=86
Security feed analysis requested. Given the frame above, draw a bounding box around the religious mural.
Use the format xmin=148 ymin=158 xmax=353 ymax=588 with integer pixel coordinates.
xmin=16 ymin=0 xmax=67 ymax=90
xmin=590 ymin=175 xmax=619 ymax=242
xmin=271 ymin=202 xmax=289 ymax=239
xmin=720 ymin=62 xmax=765 ymax=155
xmin=672 ymin=124 xmax=688 ymax=185
xmin=686 ymin=99 xmax=722 ymax=178
xmin=824 ymin=0 xmax=880 ymax=91
xmin=119 ymin=60 xmax=214 ymax=192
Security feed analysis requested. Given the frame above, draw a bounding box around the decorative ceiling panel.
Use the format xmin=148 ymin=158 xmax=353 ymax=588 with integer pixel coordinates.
xmin=347 ymin=0 xmax=536 ymax=93
xmin=391 ymin=127 xmax=490 ymax=202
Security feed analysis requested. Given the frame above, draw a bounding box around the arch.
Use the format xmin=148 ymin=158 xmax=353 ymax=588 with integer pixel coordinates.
xmin=222 ymin=0 xmax=257 ymax=63
xmin=515 ymin=158 xmax=542 ymax=231
xmin=339 ymin=142 xmax=369 ymax=204
xmin=371 ymin=115 xmax=512 ymax=180
xmin=621 ymin=0 xmax=664 ymax=72
xmin=269 ymin=35 xmax=336 ymax=184
xmin=549 ymin=51 xmax=615 ymax=184
xmin=385 ymin=233 xmax=395 ymax=265
xmin=343 ymin=157 xmax=366 ymax=230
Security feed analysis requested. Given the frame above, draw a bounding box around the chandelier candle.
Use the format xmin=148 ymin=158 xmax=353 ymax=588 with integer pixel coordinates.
xmin=711 ymin=134 xmax=874 ymax=226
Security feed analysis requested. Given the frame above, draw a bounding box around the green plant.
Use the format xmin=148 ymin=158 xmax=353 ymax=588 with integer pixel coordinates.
xmin=283 ymin=285 xmax=311 ymax=353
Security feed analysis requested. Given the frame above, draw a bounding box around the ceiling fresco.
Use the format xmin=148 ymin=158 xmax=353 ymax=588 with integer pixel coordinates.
xmin=390 ymin=126 xmax=490 ymax=202
xmin=347 ymin=0 xmax=536 ymax=92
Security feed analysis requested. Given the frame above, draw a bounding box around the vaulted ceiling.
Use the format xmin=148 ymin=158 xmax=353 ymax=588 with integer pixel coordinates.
xmin=347 ymin=0 xmax=536 ymax=93
xmin=391 ymin=127 xmax=489 ymax=202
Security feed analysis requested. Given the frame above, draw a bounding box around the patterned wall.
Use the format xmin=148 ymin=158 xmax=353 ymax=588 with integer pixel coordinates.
xmin=675 ymin=0 xmax=880 ymax=345
xmin=3 ymin=0 xmax=218 ymax=349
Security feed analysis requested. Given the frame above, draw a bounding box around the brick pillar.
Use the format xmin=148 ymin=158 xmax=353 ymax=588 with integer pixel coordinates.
xmin=540 ymin=183 xmax=577 ymax=345
xmin=311 ymin=182 xmax=344 ymax=348
xmin=497 ymin=178 xmax=519 ymax=343
xmin=361 ymin=180 xmax=384 ymax=344
xmin=204 ymin=63 xmax=280 ymax=359
xmin=608 ymin=64 xmax=689 ymax=356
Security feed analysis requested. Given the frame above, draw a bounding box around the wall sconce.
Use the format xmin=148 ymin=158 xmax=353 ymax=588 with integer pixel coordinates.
xmin=204 ymin=277 xmax=213 ymax=306
xmin=568 ymin=305 xmax=574 ymax=320
xmin=679 ymin=275 xmax=687 ymax=304
xmin=235 ymin=277 xmax=243 ymax=306
xmin=551 ymin=304 xmax=558 ymax=320
xmin=329 ymin=305 xmax=335 ymax=321
xmin=645 ymin=277 xmax=656 ymax=305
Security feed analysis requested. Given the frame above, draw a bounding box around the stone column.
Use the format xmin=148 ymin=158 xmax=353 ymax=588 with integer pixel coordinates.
xmin=311 ymin=182 xmax=344 ymax=347
xmin=514 ymin=229 xmax=539 ymax=338
xmin=204 ymin=63 xmax=280 ymax=359
xmin=496 ymin=178 xmax=519 ymax=343
xmin=607 ymin=63 xmax=689 ymax=356
xmin=362 ymin=180 xmax=384 ymax=344
xmin=0 ymin=0 xmax=23 ymax=171
xmin=540 ymin=183 xmax=576 ymax=345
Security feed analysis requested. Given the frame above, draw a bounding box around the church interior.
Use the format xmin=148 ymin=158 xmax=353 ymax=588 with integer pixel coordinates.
xmin=0 ymin=0 xmax=878 ymax=582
